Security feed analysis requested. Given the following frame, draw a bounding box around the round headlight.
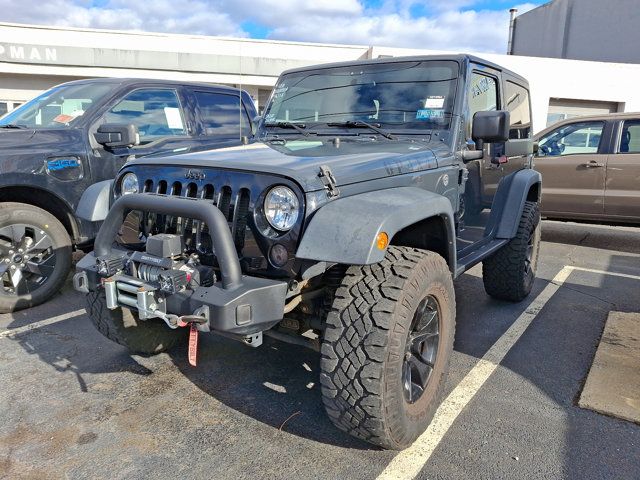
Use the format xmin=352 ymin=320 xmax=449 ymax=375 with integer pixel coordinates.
xmin=120 ymin=172 xmax=139 ymax=196
xmin=264 ymin=186 xmax=299 ymax=231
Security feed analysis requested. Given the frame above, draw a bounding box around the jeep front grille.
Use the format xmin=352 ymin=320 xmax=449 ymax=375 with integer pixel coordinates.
xmin=140 ymin=179 xmax=250 ymax=254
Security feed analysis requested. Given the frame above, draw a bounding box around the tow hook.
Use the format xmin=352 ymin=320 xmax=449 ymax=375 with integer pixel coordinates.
xmin=175 ymin=307 xmax=209 ymax=367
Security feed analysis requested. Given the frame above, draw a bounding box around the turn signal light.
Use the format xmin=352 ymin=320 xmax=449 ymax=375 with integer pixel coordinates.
xmin=376 ymin=232 xmax=389 ymax=250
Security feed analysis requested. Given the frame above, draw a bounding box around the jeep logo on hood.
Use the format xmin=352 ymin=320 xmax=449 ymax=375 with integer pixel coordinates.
xmin=185 ymin=169 xmax=206 ymax=180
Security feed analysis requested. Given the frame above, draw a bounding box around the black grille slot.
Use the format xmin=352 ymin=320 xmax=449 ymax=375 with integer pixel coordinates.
xmin=141 ymin=178 xmax=250 ymax=254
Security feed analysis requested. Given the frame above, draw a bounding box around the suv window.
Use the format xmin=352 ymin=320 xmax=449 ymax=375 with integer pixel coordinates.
xmin=505 ymin=82 xmax=531 ymax=139
xmin=539 ymin=121 xmax=604 ymax=156
xmin=467 ymin=72 xmax=498 ymax=140
xmin=469 ymin=73 xmax=498 ymax=116
xmin=193 ymin=91 xmax=251 ymax=137
xmin=619 ymin=119 xmax=640 ymax=153
xmin=105 ymin=89 xmax=187 ymax=143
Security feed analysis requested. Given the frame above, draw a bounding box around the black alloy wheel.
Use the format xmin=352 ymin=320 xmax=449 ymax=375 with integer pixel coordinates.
xmin=0 ymin=224 xmax=57 ymax=295
xmin=403 ymin=295 xmax=440 ymax=404
xmin=0 ymin=203 xmax=72 ymax=312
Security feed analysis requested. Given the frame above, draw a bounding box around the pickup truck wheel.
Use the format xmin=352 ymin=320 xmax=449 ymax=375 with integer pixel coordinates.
xmin=482 ymin=201 xmax=541 ymax=302
xmin=85 ymin=291 xmax=185 ymax=355
xmin=0 ymin=203 xmax=72 ymax=313
xmin=320 ymin=246 xmax=455 ymax=449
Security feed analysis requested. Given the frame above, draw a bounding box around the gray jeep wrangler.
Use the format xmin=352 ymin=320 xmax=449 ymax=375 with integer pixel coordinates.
xmin=74 ymin=55 xmax=541 ymax=450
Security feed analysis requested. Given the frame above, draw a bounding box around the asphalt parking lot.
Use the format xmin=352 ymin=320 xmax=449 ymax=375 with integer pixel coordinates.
xmin=1 ymin=221 xmax=639 ymax=480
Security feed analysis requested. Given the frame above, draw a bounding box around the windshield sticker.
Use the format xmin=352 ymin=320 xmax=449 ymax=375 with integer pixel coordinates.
xmin=164 ymin=107 xmax=184 ymax=130
xmin=265 ymin=113 xmax=276 ymax=122
xmin=272 ymin=84 xmax=289 ymax=99
xmin=416 ymin=108 xmax=445 ymax=120
xmin=424 ymin=96 xmax=445 ymax=109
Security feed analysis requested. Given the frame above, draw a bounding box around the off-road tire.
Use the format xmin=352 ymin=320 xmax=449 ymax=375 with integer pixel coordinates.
xmin=0 ymin=203 xmax=72 ymax=313
xmin=320 ymin=246 xmax=456 ymax=449
xmin=482 ymin=201 xmax=541 ymax=302
xmin=85 ymin=290 xmax=185 ymax=355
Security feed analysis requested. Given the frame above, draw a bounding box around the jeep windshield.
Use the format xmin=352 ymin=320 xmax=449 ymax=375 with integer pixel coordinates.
xmin=0 ymin=83 xmax=115 ymax=129
xmin=262 ymin=60 xmax=459 ymax=136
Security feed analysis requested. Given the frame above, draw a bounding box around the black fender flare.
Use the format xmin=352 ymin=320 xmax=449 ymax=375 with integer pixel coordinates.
xmin=490 ymin=169 xmax=542 ymax=240
xmin=296 ymin=187 xmax=456 ymax=269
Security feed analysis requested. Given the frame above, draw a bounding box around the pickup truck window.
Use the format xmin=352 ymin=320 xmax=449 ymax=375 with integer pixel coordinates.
xmin=193 ymin=91 xmax=252 ymax=137
xmin=0 ymin=83 xmax=114 ymax=128
xmin=105 ymin=89 xmax=188 ymax=143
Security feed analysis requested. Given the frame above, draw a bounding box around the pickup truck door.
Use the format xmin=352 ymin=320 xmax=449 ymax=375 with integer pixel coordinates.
xmin=534 ymin=120 xmax=609 ymax=216
xmin=185 ymin=89 xmax=255 ymax=150
xmin=604 ymin=118 xmax=640 ymax=220
xmin=88 ymin=86 xmax=197 ymax=180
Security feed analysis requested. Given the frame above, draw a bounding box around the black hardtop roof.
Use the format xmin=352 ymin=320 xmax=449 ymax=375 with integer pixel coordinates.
xmin=55 ymin=77 xmax=245 ymax=93
xmin=281 ymin=54 xmax=529 ymax=86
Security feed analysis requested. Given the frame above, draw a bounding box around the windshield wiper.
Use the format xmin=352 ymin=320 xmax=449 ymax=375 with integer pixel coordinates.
xmin=0 ymin=124 xmax=27 ymax=129
xmin=263 ymin=121 xmax=310 ymax=137
xmin=326 ymin=120 xmax=396 ymax=140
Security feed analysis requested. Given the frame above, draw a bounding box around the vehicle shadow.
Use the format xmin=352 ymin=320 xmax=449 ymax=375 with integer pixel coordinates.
xmin=2 ymin=274 xmax=372 ymax=450
xmin=2 ymin=280 xmax=155 ymax=392
xmin=542 ymin=220 xmax=640 ymax=255
xmin=167 ymin=334 xmax=375 ymax=450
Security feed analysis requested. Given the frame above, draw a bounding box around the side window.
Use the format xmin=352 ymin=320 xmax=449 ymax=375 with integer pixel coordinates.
xmin=505 ymin=82 xmax=531 ymax=139
xmin=619 ymin=120 xmax=640 ymax=153
xmin=468 ymin=72 xmax=498 ymax=119
xmin=105 ymin=89 xmax=187 ymax=143
xmin=538 ymin=121 xmax=604 ymax=157
xmin=193 ymin=91 xmax=251 ymax=137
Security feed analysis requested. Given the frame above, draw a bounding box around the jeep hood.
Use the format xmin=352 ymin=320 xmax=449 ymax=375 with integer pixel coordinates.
xmin=126 ymin=139 xmax=442 ymax=192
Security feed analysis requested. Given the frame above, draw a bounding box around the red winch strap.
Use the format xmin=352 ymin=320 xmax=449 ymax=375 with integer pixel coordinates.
xmin=188 ymin=323 xmax=199 ymax=367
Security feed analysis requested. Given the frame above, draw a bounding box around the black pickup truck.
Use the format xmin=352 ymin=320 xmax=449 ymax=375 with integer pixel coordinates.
xmin=0 ymin=78 xmax=257 ymax=312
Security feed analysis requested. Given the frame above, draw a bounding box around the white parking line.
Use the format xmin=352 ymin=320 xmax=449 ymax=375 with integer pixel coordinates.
xmin=571 ymin=266 xmax=640 ymax=282
xmin=0 ymin=309 xmax=86 ymax=338
xmin=376 ymin=266 xmax=574 ymax=480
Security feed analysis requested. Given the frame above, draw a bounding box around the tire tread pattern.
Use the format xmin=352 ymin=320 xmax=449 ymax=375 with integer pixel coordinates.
xmin=320 ymin=246 xmax=455 ymax=449
xmin=482 ymin=200 xmax=540 ymax=302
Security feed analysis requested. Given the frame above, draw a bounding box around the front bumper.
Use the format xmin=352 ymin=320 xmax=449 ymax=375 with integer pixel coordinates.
xmin=74 ymin=193 xmax=287 ymax=336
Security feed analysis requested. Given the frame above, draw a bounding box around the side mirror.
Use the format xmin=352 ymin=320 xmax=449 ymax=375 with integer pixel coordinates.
xmin=251 ymin=115 xmax=262 ymax=135
xmin=472 ymin=110 xmax=510 ymax=143
xmin=95 ymin=123 xmax=139 ymax=148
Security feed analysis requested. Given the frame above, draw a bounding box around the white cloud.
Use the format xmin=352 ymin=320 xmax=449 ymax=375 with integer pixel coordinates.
xmin=0 ymin=0 xmax=541 ymax=53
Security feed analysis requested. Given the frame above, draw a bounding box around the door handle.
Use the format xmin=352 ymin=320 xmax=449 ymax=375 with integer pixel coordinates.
xmin=584 ymin=161 xmax=605 ymax=168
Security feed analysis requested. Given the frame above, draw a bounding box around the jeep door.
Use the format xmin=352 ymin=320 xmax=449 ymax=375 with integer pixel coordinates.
xmin=534 ymin=120 xmax=611 ymax=217
xmin=502 ymin=79 xmax=533 ymax=175
xmin=465 ymin=67 xmax=503 ymax=207
xmin=89 ymin=86 xmax=198 ymax=182
xmin=604 ymin=118 xmax=640 ymax=221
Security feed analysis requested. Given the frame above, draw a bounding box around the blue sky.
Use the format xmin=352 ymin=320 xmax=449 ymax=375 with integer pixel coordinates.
xmin=2 ymin=0 xmax=542 ymax=53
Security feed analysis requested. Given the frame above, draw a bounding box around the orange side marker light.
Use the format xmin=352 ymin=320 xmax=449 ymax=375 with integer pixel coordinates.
xmin=376 ymin=232 xmax=389 ymax=250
